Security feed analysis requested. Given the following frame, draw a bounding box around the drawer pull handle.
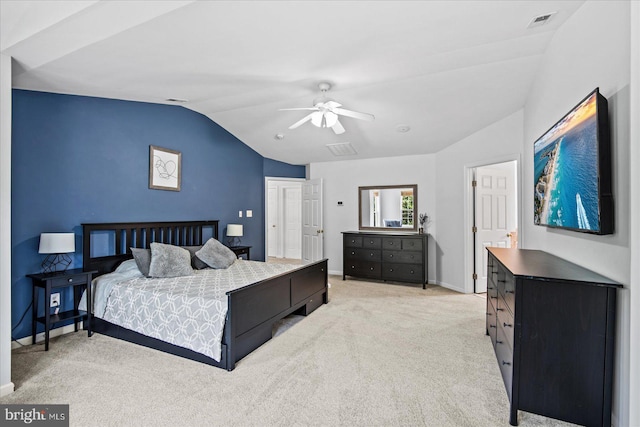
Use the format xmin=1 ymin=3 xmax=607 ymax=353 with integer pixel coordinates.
xmin=389 ymin=269 xmax=394 ymax=272
xmin=486 ymin=312 xmax=492 ymax=316
xmin=369 ymin=240 xmax=374 ymax=244
xmin=370 ymin=253 xmax=374 ymax=257
xmin=410 ymin=270 xmax=414 ymax=274
xmin=496 ymin=340 xmax=503 ymax=344
xmin=498 ymin=280 xmax=506 ymax=283
xmin=370 ymin=267 xmax=374 ymax=271
xmin=389 ymin=242 xmax=394 ymax=245
xmin=503 ymin=322 xmax=513 ymax=328
xmin=351 ymin=251 xmax=355 ymax=255
xmin=389 ymin=254 xmax=393 ymax=258
xmin=488 ymin=287 xmax=494 ymax=290
xmin=506 ymin=290 xmax=514 ymax=294
xmin=68 ymin=278 xmax=73 ymax=283
xmin=490 ymin=296 xmax=497 ymax=300
xmin=489 ymin=324 xmax=496 ymax=329
xmin=351 ymin=266 xmax=355 ymax=269
xmin=502 ymin=361 xmax=511 ymax=366
xmin=496 ymin=308 xmax=504 ymax=311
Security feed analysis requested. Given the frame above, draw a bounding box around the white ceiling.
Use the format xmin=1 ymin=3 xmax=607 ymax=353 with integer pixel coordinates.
xmin=1 ymin=0 xmax=585 ymax=165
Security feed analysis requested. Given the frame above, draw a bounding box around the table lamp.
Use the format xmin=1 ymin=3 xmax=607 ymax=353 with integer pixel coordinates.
xmin=39 ymin=232 xmax=75 ymax=273
xmin=227 ymin=224 xmax=243 ymax=247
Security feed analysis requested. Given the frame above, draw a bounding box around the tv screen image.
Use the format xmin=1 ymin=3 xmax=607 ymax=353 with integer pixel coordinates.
xmin=533 ymin=88 xmax=612 ymax=234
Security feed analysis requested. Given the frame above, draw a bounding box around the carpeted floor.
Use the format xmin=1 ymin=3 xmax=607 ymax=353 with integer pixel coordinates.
xmin=2 ymin=276 xmax=576 ymax=426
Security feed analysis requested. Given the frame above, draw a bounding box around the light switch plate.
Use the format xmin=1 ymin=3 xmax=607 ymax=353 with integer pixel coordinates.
xmin=239 ymin=210 xmax=243 ymax=217
xmin=246 ymin=210 xmax=253 ymax=218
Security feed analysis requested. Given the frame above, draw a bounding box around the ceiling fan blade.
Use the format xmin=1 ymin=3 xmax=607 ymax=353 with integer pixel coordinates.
xmin=279 ymin=107 xmax=319 ymax=111
xmin=289 ymin=113 xmax=315 ymax=130
xmin=325 ymin=100 xmax=342 ymax=109
xmin=332 ymin=119 xmax=345 ymax=134
xmin=333 ymin=107 xmax=375 ymax=121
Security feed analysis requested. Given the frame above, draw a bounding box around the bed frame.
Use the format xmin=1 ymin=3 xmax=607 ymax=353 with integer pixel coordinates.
xmin=82 ymin=220 xmax=328 ymax=371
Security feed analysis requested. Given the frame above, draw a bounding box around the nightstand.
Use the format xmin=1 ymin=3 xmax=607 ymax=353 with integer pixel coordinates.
xmin=27 ymin=268 xmax=97 ymax=351
xmin=228 ymin=245 xmax=251 ymax=260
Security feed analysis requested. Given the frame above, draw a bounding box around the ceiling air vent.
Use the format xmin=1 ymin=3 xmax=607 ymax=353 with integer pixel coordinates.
xmin=527 ymin=12 xmax=556 ymax=28
xmin=326 ymin=142 xmax=357 ymax=156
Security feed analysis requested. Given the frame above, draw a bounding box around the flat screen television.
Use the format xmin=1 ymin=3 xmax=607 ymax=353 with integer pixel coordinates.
xmin=533 ymin=88 xmax=613 ymax=234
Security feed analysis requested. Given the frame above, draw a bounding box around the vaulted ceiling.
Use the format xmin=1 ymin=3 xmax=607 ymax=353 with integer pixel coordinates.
xmin=1 ymin=1 xmax=585 ymax=164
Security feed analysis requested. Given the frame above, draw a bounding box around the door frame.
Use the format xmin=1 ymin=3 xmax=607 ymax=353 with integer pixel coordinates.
xmin=264 ymin=177 xmax=305 ymax=259
xmin=463 ymin=154 xmax=522 ymax=294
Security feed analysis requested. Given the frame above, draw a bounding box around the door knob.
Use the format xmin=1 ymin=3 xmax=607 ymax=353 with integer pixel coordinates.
xmin=506 ymin=233 xmax=512 ymax=237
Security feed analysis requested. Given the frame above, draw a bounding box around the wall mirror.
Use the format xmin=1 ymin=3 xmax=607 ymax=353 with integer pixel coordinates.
xmin=359 ymin=184 xmax=418 ymax=231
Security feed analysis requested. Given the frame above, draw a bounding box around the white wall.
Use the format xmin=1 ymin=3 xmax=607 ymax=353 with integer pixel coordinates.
xmin=522 ymin=2 xmax=631 ymax=425
xmin=309 ymin=154 xmax=436 ymax=279
xmin=0 ymin=53 xmax=14 ymax=396
xmin=434 ymin=110 xmax=523 ymax=292
xmin=628 ymin=2 xmax=639 ymax=425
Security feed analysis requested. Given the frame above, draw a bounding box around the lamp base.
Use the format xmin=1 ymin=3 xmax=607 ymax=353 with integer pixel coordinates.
xmin=42 ymin=253 xmax=72 ymax=274
xmin=227 ymin=237 xmax=241 ymax=247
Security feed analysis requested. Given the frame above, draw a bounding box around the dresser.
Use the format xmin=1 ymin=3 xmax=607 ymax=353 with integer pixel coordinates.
xmin=342 ymin=231 xmax=428 ymax=288
xmin=486 ymin=248 xmax=621 ymax=427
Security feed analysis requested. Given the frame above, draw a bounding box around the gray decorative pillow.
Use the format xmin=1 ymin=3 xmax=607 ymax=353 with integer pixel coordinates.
xmin=148 ymin=242 xmax=194 ymax=278
xmin=181 ymin=246 xmax=209 ymax=270
xmin=195 ymin=238 xmax=237 ymax=269
xmin=130 ymin=247 xmax=152 ymax=277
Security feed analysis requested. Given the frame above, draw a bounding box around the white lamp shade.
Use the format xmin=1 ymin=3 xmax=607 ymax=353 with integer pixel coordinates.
xmin=227 ymin=224 xmax=243 ymax=237
xmin=39 ymin=233 xmax=75 ymax=254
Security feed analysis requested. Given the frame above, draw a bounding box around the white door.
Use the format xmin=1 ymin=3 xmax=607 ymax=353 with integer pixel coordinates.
xmin=283 ymin=186 xmax=302 ymax=259
xmin=267 ymin=186 xmax=279 ymax=257
xmin=475 ymin=163 xmax=517 ymax=293
xmin=302 ymin=179 xmax=323 ymax=263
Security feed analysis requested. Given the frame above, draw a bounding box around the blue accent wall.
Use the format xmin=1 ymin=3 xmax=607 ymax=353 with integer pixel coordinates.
xmin=11 ymin=89 xmax=305 ymax=340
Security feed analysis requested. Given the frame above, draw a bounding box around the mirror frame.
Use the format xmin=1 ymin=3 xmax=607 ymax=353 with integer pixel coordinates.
xmin=358 ymin=184 xmax=418 ymax=231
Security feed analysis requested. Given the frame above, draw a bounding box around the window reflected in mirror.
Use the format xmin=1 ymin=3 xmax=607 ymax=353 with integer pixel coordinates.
xmin=359 ymin=185 xmax=418 ymax=231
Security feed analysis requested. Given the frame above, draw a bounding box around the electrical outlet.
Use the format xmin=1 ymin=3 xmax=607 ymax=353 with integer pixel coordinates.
xmin=50 ymin=293 xmax=60 ymax=308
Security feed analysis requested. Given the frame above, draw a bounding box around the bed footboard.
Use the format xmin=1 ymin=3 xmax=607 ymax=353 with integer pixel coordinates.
xmin=225 ymin=259 xmax=328 ymax=370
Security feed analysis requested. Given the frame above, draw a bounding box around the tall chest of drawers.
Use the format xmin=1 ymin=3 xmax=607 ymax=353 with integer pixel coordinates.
xmin=486 ymin=248 xmax=621 ymax=427
xmin=342 ymin=231 xmax=428 ymax=289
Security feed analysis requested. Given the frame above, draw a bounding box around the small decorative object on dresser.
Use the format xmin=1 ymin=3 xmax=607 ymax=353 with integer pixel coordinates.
xmin=418 ymin=213 xmax=430 ymax=234
xmin=486 ymin=247 xmax=621 ymax=427
xmin=342 ymin=231 xmax=428 ymax=289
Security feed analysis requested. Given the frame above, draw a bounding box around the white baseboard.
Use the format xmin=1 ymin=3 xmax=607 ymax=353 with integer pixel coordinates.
xmin=434 ymin=280 xmax=465 ymax=293
xmin=11 ymin=322 xmax=83 ymax=350
xmin=0 ymin=381 xmax=15 ymax=397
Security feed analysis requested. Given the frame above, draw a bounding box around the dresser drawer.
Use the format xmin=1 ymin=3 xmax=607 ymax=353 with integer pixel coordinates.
xmin=345 ymin=260 xmax=381 ymax=279
xmin=382 ymin=238 xmax=402 ymax=249
xmin=345 ymin=248 xmax=381 ymax=262
xmin=495 ymin=327 xmax=514 ymax=401
xmin=383 ymin=250 xmax=422 ymax=264
xmin=51 ymin=274 xmax=88 ymax=287
xmin=383 ymin=263 xmax=422 ymax=282
xmin=401 ymin=238 xmax=422 ymax=251
xmin=487 ymin=300 xmax=498 ymax=347
xmin=362 ymin=237 xmax=381 ymax=249
xmin=497 ymin=306 xmax=515 ymax=350
xmin=344 ymin=235 xmax=362 ymax=248
xmin=499 ymin=276 xmax=515 ymax=312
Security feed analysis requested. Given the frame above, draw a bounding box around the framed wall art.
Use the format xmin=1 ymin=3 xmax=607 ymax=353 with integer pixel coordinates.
xmin=149 ymin=145 xmax=181 ymax=191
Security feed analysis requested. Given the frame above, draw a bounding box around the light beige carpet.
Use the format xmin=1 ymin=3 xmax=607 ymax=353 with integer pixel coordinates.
xmin=2 ymin=276 xmax=576 ymax=426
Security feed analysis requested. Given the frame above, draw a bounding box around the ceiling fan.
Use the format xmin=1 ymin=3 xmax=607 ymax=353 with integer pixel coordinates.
xmin=280 ymin=82 xmax=374 ymax=134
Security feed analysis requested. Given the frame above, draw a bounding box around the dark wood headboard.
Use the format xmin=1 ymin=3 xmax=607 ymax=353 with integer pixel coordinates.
xmin=82 ymin=220 xmax=219 ymax=276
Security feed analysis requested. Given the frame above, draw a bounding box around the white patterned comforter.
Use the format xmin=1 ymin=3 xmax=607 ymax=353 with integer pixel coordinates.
xmin=84 ymin=259 xmax=299 ymax=361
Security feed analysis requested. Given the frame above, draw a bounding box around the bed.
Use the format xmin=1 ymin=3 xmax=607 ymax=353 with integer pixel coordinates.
xmin=82 ymin=220 xmax=328 ymax=371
